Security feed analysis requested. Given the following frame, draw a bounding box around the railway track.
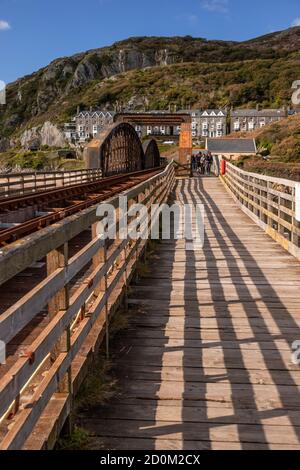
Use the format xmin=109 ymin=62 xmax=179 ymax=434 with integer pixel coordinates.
xmin=0 ymin=167 xmax=163 ymax=246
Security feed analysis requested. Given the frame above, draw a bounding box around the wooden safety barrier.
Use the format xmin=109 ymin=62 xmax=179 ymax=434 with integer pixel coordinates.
xmin=0 ymin=162 xmax=175 ymax=450
xmin=0 ymin=168 xmax=103 ymax=199
xmin=221 ymin=162 xmax=300 ymax=260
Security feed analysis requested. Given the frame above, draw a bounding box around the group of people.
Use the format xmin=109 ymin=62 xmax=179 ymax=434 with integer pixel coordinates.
xmin=192 ymin=151 xmax=214 ymax=176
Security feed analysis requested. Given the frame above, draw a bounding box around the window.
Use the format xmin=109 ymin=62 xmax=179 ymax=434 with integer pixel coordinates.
xmin=234 ymin=121 xmax=240 ymax=131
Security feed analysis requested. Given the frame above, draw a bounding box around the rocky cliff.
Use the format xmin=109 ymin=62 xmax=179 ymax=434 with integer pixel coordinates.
xmin=19 ymin=122 xmax=66 ymax=150
xmin=1 ymin=27 xmax=300 ymax=143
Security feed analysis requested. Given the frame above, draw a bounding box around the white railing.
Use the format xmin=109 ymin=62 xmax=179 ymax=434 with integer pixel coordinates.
xmin=222 ymin=162 xmax=300 ymax=259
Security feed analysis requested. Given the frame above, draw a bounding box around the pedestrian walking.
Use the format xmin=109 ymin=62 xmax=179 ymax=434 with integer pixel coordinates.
xmin=196 ymin=152 xmax=202 ymax=174
xmin=205 ymin=152 xmax=213 ymax=176
xmin=191 ymin=154 xmax=197 ymax=172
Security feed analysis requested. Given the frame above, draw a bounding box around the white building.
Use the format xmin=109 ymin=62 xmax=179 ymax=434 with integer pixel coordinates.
xmin=64 ymin=110 xmax=115 ymax=143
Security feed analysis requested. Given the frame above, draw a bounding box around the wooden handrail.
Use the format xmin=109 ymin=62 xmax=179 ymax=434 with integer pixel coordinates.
xmin=0 ymin=169 xmax=103 ymax=199
xmin=221 ymin=162 xmax=300 ymax=260
xmin=0 ymin=162 xmax=175 ymax=450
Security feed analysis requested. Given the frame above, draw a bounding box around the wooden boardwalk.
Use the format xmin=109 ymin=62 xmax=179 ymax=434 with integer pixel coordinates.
xmin=79 ymin=176 xmax=300 ymax=450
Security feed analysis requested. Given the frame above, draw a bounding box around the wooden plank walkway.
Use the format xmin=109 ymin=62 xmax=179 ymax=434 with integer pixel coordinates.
xmin=79 ymin=176 xmax=300 ymax=450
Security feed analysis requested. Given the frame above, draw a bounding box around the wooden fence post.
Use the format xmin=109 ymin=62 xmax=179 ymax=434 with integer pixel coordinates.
xmin=92 ymin=223 xmax=109 ymax=358
xmin=47 ymin=244 xmax=71 ymax=391
xmin=46 ymin=242 xmax=72 ymax=434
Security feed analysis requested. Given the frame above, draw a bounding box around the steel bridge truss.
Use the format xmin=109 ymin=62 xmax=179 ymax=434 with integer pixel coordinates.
xmin=84 ymin=123 xmax=161 ymax=176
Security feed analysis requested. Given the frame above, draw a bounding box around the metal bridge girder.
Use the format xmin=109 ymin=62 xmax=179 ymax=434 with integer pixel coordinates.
xmin=84 ymin=123 xmax=161 ymax=176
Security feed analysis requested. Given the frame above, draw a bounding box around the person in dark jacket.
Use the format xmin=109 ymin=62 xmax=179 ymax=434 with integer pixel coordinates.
xmin=196 ymin=152 xmax=202 ymax=174
xmin=191 ymin=154 xmax=197 ymax=172
xmin=205 ymin=152 xmax=213 ymax=175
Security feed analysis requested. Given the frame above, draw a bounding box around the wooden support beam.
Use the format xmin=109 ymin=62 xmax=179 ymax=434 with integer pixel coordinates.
xmin=46 ymin=244 xmax=72 ymax=395
xmin=91 ymin=223 xmax=109 ymax=357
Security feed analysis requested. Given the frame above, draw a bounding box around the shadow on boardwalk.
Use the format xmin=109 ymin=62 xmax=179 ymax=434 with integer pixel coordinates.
xmin=78 ymin=177 xmax=300 ymax=450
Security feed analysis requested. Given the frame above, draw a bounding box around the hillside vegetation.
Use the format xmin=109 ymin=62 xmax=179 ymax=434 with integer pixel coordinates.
xmin=1 ymin=27 xmax=300 ymax=140
xmin=233 ymin=113 xmax=300 ymax=180
xmin=233 ymin=112 xmax=300 ymax=161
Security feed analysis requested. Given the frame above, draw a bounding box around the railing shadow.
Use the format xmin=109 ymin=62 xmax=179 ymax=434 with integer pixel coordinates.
xmin=189 ymin=175 xmax=300 ymax=449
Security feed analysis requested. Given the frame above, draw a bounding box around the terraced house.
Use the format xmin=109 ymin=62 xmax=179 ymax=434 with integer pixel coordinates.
xmin=64 ymin=110 xmax=115 ymax=143
xmin=231 ymin=108 xmax=287 ymax=133
xmin=191 ymin=109 xmax=228 ymax=138
xmin=136 ymin=109 xmax=228 ymax=139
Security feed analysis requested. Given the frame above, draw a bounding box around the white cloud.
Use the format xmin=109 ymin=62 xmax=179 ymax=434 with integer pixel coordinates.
xmin=291 ymin=18 xmax=300 ymax=27
xmin=200 ymin=0 xmax=229 ymax=13
xmin=0 ymin=20 xmax=10 ymax=31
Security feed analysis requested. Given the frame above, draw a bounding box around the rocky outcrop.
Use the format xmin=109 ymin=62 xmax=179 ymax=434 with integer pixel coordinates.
xmin=19 ymin=122 xmax=66 ymax=150
xmin=1 ymin=28 xmax=300 ymax=140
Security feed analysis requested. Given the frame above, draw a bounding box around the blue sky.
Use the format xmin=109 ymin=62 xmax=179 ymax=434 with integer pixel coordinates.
xmin=0 ymin=0 xmax=300 ymax=83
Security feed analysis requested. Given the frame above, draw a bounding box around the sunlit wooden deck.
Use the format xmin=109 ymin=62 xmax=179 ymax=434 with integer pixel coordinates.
xmin=79 ymin=176 xmax=300 ymax=450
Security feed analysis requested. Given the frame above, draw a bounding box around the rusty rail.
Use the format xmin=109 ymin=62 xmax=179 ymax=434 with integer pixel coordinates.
xmin=0 ymin=167 xmax=164 ymax=246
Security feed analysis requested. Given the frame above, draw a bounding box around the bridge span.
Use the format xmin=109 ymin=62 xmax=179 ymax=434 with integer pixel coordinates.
xmin=76 ymin=172 xmax=300 ymax=450
xmin=0 ymin=124 xmax=300 ymax=449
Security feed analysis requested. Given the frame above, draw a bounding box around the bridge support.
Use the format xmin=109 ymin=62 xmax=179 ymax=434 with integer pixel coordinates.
xmin=84 ymin=123 xmax=161 ymax=175
xmin=178 ymin=122 xmax=193 ymax=164
xmin=113 ymin=113 xmax=193 ymax=165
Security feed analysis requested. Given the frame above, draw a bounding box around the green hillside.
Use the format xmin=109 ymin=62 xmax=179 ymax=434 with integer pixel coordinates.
xmin=1 ymin=27 xmax=300 ymax=140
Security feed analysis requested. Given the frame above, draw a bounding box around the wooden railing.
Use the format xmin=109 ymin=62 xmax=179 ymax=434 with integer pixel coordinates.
xmin=222 ymin=162 xmax=300 ymax=260
xmin=0 ymin=162 xmax=175 ymax=450
xmin=0 ymin=168 xmax=102 ymax=199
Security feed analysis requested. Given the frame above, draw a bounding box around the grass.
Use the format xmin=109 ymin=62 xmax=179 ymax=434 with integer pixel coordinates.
xmin=0 ymin=149 xmax=84 ymax=171
xmin=57 ymin=426 xmax=90 ymax=451
xmin=234 ymin=155 xmax=300 ymax=181
xmin=75 ymin=356 xmax=117 ymax=412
